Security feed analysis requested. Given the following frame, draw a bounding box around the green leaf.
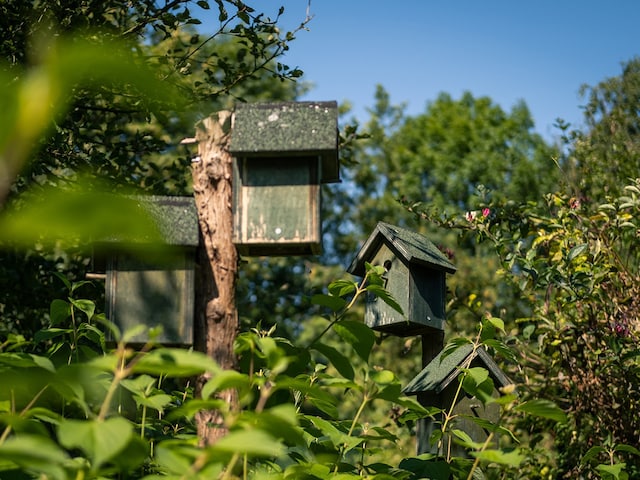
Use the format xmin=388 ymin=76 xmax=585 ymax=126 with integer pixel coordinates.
xmin=0 ymin=352 xmax=55 ymax=372
xmin=58 ymin=417 xmax=133 ymax=469
xmin=136 ymin=393 xmax=173 ymax=412
xmin=197 ymin=0 xmax=210 ymax=8
xmin=471 ymin=448 xmax=524 ymax=467
xmin=0 ymin=435 xmax=68 ymax=480
xmin=515 ymin=399 xmax=567 ymax=422
xmin=70 ymin=298 xmax=95 ymax=321
xmin=461 ymin=366 xmax=489 ymax=387
xmin=482 ymin=339 xmax=517 ymax=363
xmin=399 ymin=456 xmax=450 ymax=480
xmin=311 ymin=293 xmax=347 ymax=312
xmin=615 ymin=444 xmax=640 ymax=457
xmin=154 ymin=440 xmax=200 ymax=475
xmin=312 ymin=342 xmax=355 ymax=380
xmin=328 ymin=279 xmax=357 ymax=297
xmin=49 ymin=299 xmax=71 ymax=326
xmin=568 ymin=243 xmax=588 ymax=262
xmin=212 ymin=429 xmax=284 ymax=457
xmin=451 ymin=429 xmax=484 ymax=450
xmin=365 ymin=284 xmax=404 ymax=315
xmin=201 ymin=370 xmax=250 ymax=399
xmin=333 ymin=320 xmax=375 ymax=362
xmin=485 ymin=316 xmax=505 ymax=332
xmin=582 ymin=445 xmax=606 ymax=464
xmin=596 ymin=463 xmax=626 ymax=479
xmin=132 ymin=348 xmax=220 ymax=377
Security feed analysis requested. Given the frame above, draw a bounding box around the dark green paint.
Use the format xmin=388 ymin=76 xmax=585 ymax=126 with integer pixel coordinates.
xmin=229 ymin=101 xmax=339 ymax=183
xmin=348 ymin=222 xmax=456 ymax=335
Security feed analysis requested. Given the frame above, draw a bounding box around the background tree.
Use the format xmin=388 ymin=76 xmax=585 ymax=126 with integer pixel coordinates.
xmin=329 ymin=85 xmax=560 ymax=336
xmin=565 ymin=57 xmax=640 ymax=203
xmin=0 ymin=0 xmax=310 ymax=337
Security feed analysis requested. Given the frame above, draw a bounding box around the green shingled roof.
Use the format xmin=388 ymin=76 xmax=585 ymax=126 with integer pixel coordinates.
xmin=229 ymin=101 xmax=339 ymax=183
xmin=403 ymin=344 xmax=511 ymax=395
xmin=99 ymin=196 xmax=198 ymax=247
xmin=348 ymin=222 xmax=457 ymax=277
xmin=137 ymin=196 xmax=199 ymax=247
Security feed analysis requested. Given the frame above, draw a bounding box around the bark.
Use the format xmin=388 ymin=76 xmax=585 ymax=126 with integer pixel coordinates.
xmin=191 ymin=111 xmax=238 ymax=446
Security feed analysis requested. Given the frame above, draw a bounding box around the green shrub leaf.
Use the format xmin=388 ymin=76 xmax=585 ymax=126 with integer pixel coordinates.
xmin=333 ymin=320 xmax=375 ymax=362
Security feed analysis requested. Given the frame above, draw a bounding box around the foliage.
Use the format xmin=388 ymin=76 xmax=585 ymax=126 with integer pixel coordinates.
xmin=563 ymin=57 xmax=640 ymax=202
xmin=0 ymin=0 xmax=309 ymax=338
xmin=0 ymin=261 xmax=568 ymax=479
xmin=409 ymin=177 xmax=640 ymax=478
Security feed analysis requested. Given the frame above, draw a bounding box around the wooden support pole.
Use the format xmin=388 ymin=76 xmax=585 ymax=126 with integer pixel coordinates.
xmin=191 ymin=111 xmax=239 ymax=446
xmin=416 ymin=329 xmax=445 ymax=455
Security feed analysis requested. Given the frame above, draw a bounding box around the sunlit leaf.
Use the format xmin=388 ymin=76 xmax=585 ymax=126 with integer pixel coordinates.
xmin=471 ymin=448 xmax=524 ymax=467
xmin=212 ymin=429 xmax=284 ymax=457
xmin=515 ymin=399 xmax=567 ymax=423
xmin=132 ymin=348 xmax=220 ymax=377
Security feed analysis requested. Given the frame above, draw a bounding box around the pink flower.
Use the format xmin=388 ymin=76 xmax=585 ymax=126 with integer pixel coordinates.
xmin=482 ymin=208 xmax=490 ymax=218
xmin=465 ymin=211 xmax=476 ymax=221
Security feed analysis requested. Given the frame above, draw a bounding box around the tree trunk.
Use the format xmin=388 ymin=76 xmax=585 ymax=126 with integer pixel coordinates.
xmin=191 ymin=111 xmax=238 ymax=446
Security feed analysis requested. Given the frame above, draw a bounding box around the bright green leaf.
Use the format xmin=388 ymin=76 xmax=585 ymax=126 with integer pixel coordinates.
xmin=515 ymin=399 xmax=567 ymax=423
xmin=471 ymin=448 xmax=524 ymax=467
xmin=212 ymin=429 xmax=284 ymax=457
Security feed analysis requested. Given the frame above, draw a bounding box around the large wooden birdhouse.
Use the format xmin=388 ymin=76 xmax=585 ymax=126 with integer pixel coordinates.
xmin=347 ymin=222 xmax=456 ymax=336
xmin=403 ymin=344 xmax=512 ymax=455
xmin=94 ymin=196 xmax=199 ymax=346
xmin=228 ymin=101 xmax=339 ymax=256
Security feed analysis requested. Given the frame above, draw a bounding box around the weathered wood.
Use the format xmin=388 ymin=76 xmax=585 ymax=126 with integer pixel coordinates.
xmin=191 ymin=111 xmax=238 ymax=446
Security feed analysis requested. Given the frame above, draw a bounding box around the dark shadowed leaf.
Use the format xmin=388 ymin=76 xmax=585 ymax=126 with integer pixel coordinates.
xmin=333 ymin=320 xmax=375 ymax=362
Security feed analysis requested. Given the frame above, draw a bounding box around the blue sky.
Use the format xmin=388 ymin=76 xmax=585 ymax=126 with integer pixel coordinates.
xmin=255 ymin=1 xmax=640 ymax=142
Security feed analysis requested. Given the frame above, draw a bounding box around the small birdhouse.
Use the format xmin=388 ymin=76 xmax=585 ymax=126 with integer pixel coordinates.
xmin=229 ymin=101 xmax=339 ymax=256
xmin=94 ymin=196 xmax=199 ymax=346
xmin=403 ymin=344 xmax=512 ymax=455
xmin=347 ymin=222 xmax=456 ymax=336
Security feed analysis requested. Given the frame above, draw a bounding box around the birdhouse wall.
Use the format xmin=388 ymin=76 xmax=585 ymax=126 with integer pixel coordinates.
xmin=106 ymin=249 xmax=195 ymax=345
xmin=363 ymin=244 xmax=447 ymax=336
xmin=416 ymin=387 xmax=502 ymax=456
xmin=410 ymin=268 xmax=446 ymax=332
xmin=232 ymin=156 xmax=321 ymax=256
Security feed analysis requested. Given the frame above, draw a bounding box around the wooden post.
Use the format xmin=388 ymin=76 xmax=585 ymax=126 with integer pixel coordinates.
xmin=416 ymin=330 xmax=445 ymax=454
xmin=191 ymin=111 xmax=238 ymax=445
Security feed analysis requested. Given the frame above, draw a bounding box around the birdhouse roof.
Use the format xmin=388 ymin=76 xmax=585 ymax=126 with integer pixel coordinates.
xmin=138 ymin=196 xmax=199 ymax=247
xmin=347 ymin=222 xmax=456 ymax=277
xmin=99 ymin=196 xmax=199 ymax=247
xmin=402 ymin=344 xmax=511 ymax=396
xmin=229 ymin=101 xmax=340 ymax=183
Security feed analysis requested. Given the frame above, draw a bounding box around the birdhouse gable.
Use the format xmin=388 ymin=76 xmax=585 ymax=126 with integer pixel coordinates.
xmin=229 ymin=101 xmax=339 ymax=183
xmin=348 ymin=222 xmax=456 ymax=277
xmin=403 ymin=344 xmax=511 ymax=396
xmin=347 ymin=222 xmax=456 ymax=335
xmin=93 ymin=196 xmax=199 ymax=346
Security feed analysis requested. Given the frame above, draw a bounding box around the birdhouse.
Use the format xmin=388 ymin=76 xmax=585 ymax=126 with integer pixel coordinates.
xmin=403 ymin=344 xmax=512 ymax=455
xmin=93 ymin=196 xmax=199 ymax=346
xmin=347 ymin=222 xmax=456 ymax=336
xmin=229 ymin=101 xmax=339 ymax=256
